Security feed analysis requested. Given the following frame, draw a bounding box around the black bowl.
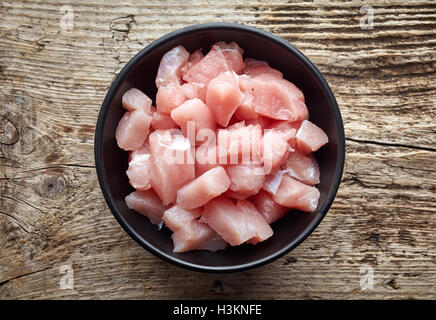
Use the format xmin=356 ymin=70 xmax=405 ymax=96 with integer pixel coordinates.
xmin=95 ymin=22 xmax=345 ymax=272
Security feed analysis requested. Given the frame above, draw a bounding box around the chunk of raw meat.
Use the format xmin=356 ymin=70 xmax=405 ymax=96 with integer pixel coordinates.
xmin=172 ymin=221 xmax=228 ymax=253
xmin=262 ymin=170 xmax=286 ymax=195
xmin=202 ymin=197 xmax=273 ymax=246
xmin=261 ymin=130 xmax=290 ymax=174
xmin=243 ymin=58 xmax=283 ymax=78
xmin=226 ymin=162 xmax=265 ymax=197
xmin=235 ymin=76 xmax=257 ymax=120
xmin=268 ymin=120 xmax=300 ymax=147
xmin=125 ymin=189 xmax=167 ymax=225
xmin=148 ymin=129 xmax=195 ymax=205
xmin=177 ymin=166 xmax=230 ymax=209
xmin=181 ymin=83 xmax=202 ymax=100
xmin=155 ymin=45 xmax=189 ymax=88
xmin=115 ymin=110 xmax=152 ymax=151
xmin=217 ymin=122 xmax=262 ymax=164
xmin=156 ymin=84 xmax=189 ymax=114
xmin=170 ymin=98 xmax=216 ymax=137
xmin=281 ymin=149 xmax=320 ymax=185
xmin=223 ymin=189 xmax=252 ymax=200
xmin=163 ymin=204 xmax=227 ymax=253
xmin=182 ymin=44 xmax=231 ymax=88
xmin=206 ymin=71 xmax=244 ymax=127
xmin=163 ymin=205 xmax=202 ymax=232
xmin=180 ymin=49 xmax=204 ymax=77
xmin=237 ymin=200 xmax=273 ymax=244
xmin=122 ymin=88 xmax=152 ymax=114
xmin=251 ymin=74 xmax=308 ymax=121
xmin=126 ymin=142 xmax=151 ymax=190
xmin=272 ymin=174 xmax=320 ymax=212
xmin=151 ymin=110 xmax=178 ymax=130
xmin=213 ymin=41 xmax=244 ymax=74
xmin=296 ymin=120 xmax=329 ymax=154
xmin=195 ymin=138 xmax=219 ymax=176
xmin=251 ymin=190 xmax=289 ymax=224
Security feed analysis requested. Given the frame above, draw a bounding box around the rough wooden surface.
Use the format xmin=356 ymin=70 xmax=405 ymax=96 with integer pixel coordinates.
xmin=0 ymin=0 xmax=435 ymax=300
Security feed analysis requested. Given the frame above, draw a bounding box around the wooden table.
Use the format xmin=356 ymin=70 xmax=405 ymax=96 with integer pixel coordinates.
xmin=0 ymin=0 xmax=434 ymax=299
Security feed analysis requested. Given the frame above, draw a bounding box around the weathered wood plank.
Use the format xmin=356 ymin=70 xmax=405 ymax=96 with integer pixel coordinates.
xmin=0 ymin=0 xmax=435 ymax=299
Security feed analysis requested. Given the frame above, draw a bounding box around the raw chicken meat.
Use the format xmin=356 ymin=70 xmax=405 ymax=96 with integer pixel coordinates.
xmin=243 ymin=58 xmax=283 ymax=78
xmin=206 ymin=71 xmax=244 ymax=127
xmin=202 ymin=197 xmax=273 ymax=246
xmin=163 ymin=205 xmax=227 ymax=253
xmin=177 ymin=166 xmax=230 ymax=209
xmin=151 ymin=110 xmax=178 ymax=130
xmin=126 ymin=142 xmax=151 ymax=190
xmin=156 ymin=84 xmax=189 ymax=114
xmin=125 ymin=189 xmax=167 ymax=225
xmin=251 ymin=190 xmax=289 ymax=224
xmin=272 ymin=174 xmax=320 ymax=212
xmin=122 ymin=88 xmax=152 ymax=114
xmin=155 ymin=45 xmax=189 ymax=88
xmin=148 ymin=129 xmax=195 ymax=205
xmin=172 ymin=220 xmax=228 ymax=253
xmin=261 ymin=130 xmax=290 ymax=174
xmin=170 ymin=98 xmax=216 ymax=138
xmin=251 ymin=74 xmax=308 ymax=121
xmin=281 ymin=149 xmax=320 ymax=185
xmin=296 ymin=120 xmax=329 ymax=154
xmin=115 ymin=110 xmax=152 ymax=151
xmin=116 ymin=42 xmax=329 ymax=253
xmin=226 ymin=162 xmax=265 ymax=197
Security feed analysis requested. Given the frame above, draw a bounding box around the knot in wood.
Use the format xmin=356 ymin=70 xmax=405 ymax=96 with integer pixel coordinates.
xmin=0 ymin=116 xmax=19 ymax=145
xmin=39 ymin=175 xmax=67 ymax=198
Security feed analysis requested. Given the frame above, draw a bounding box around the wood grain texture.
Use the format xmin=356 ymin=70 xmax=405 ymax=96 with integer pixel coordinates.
xmin=0 ymin=0 xmax=435 ymax=299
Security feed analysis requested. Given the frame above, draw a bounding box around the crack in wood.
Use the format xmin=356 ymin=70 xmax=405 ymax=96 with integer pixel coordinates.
xmin=0 ymin=267 xmax=50 ymax=288
xmin=346 ymin=137 xmax=436 ymax=152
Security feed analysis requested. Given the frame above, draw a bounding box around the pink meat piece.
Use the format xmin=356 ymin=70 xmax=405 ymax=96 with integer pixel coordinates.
xmin=235 ymin=75 xmax=257 ymax=120
xmin=261 ymin=130 xmax=290 ymax=174
xmin=155 ymin=45 xmax=189 ymax=88
xmin=237 ymin=200 xmax=273 ymax=244
xmin=243 ymin=58 xmax=283 ymax=78
xmin=251 ymin=74 xmax=308 ymax=121
xmin=182 ymin=44 xmax=232 ymax=89
xmin=267 ymin=120 xmax=300 ymax=147
xmin=172 ymin=221 xmax=228 ymax=253
xmin=202 ymin=197 xmax=273 ymax=246
xmin=125 ymin=189 xmax=167 ymax=225
xmin=272 ymin=174 xmax=320 ymax=212
xmin=163 ymin=205 xmax=202 ymax=232
xmin=148 ymin=129 xmax=195 ymax=205
xmin=122 ymin=88 xmax=152 ymax=114
xmin=222 ymin=189 xmax=253 ymax=200
xmin=295 ymin=120 xmax=329 ymax=154
xmin=176 ymin=166 xmax=230 ymax=209
xmin=226 ymin=162 xmax=265 ymax=197
xmin=195 ymin=138 xmax=219 ymax=176
xmin=213 ymin=41 xmax=245 ymax=74
xmin=206 ymin=71 xmax=244 ymax=127
xmin=262 ymin=169 xmax=286 ymax=196
xmin=163 ymin=205 xmax=227 ymax=253
xmin=151 ymin=110 xmax=178 ymax=130
xmin=126 ymin=142 xmax=151 ymax=190
xmin=115 ymin=110 xmax=152 ymax=151
xmin=170 ymin=98 xmax=216 ymax=138
xmin=156 ymin=84 xmax=189 ymax=114
xmin=180 ymin=49 xmax=204 ymax=77
xmin=245 ymin=116 xmax=273 ymax=131
xmin=251 ymin=190 xmax=289 ymax=224
xmin=281 ymin=149 xmax=320 ymax=185
xmin=217 ymin=121 xmax=262 ymax=164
